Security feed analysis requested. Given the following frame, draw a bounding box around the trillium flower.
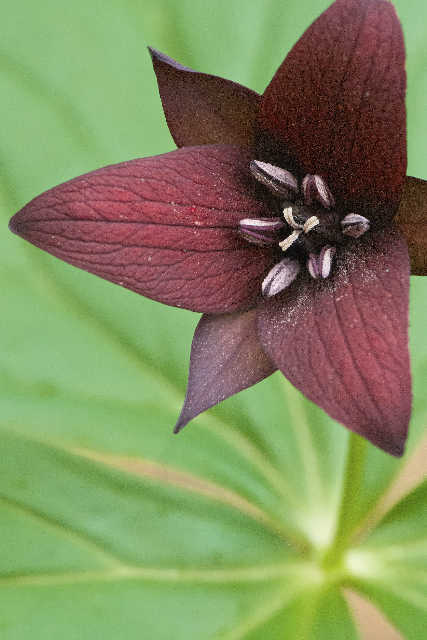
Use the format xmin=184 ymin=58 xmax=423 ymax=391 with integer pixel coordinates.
xmin=9 ymin=0 xmax=427 ymax=456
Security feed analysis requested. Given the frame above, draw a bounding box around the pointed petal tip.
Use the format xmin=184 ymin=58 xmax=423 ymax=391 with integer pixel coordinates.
xmin=388 ymin=440 xmax=405 ymax=458
xmin=173 ymin=420 xmax=186 ymax=435
xmin=376 ymin=433 xmax=406 ymax=458
xmin=173 ymin=410 xmax=191 ymax=435
xmin=9 ymin=210 xmax=29 ymax=241
xmin=358 ymin=421 xmax=407 ymax=457
xmin=8 ymin=212 xmax=20 ymax=236
xmin=147 ymin=46 xmax=196 ymax=73
xmin=147 ymin=46 xmax=162 ymax=66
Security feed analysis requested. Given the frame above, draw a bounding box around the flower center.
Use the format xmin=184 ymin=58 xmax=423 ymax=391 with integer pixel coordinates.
xmin=239 ymin=160 xmax=370 ymax=297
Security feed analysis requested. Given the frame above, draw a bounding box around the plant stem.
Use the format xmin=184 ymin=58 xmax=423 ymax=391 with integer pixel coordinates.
xmin=322 ymin=431 xmax=367 ymax=570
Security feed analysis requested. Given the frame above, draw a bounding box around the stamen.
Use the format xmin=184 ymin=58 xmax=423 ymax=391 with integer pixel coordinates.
xmin=307 ymin=254 xmax=320 ymax=279
xmin=239 ymin=218 xmax=285 ymax=231
xmin=302 ymin=216 xmax=320 ymax=233
xmin=283 ymin=207 xmax=301 ymax=229
xmin=279 ymin=229 xmax=302 ymax=251
xmin=307 ymin=245 xmax=336 ymax=279
xmin=302 ymin=174 xmax=335 ymax=208
xmin=239 ymin=230 xmax=278 ymax=245
xmin=239 ymin=217 xmax=285 ymax=245
xmin=319 ymin=246 xmax=336 ymax=278
xmin=262 ymin=258 xmax=300 ymax=297
xmin=250 ymin=160 xmax=298 ymax=198
xmin=341 ymin=213 xmax=370 ymax=238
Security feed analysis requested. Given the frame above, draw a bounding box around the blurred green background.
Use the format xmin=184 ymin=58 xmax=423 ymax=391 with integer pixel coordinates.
xmin=1 ymin=1 xmax=427 ymax=638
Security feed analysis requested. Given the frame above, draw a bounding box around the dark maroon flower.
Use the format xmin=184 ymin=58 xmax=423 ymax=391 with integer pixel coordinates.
xmin=9 ymin=0 xmax=427 ymax=456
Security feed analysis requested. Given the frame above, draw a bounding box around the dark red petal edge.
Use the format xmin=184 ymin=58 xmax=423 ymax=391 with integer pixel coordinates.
xmin=149 ymin=48 xmax=260 ymax=149
xmin=393 ymin=176 xmax=427 ymax=275
xmin=174 ymin=310 xmax=277 ymax=433
xmin=258 ymin=226 xmax=411 ymax=456
xmin=9 ymin=145 xmax=276 ymax=314
xmin=255 ymin=0 xmax=406 ymax=218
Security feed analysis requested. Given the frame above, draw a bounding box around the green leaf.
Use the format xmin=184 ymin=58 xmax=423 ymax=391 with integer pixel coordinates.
xmin=2 ymin=0 xmax=427 ymax=637
xmin=347 ymin=480 xmax=427 ymax=640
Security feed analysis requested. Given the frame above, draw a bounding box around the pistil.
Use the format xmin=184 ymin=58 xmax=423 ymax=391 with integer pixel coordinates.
xmin=279 ymin=207 xmax=319 ymax=251
xmin=278 ymin=229 xmax=302 ymax=251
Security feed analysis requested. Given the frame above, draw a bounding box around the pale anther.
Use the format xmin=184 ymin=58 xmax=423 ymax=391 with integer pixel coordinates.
xmin=307 ymin=254 xmax=319 ymax=279
xmin=319 ymin=246 xmax=335 ymax=278
xmin=279 ymin=229 xmax=302 ymax=251
xmin=302 ymin=174 xmax=335 ymax=208
xmin=239 ymin=218 xmax=284 ymax=229
xmin=314 ymin=175 xmax=335 ymax=208
xmin=239 ymin=217 xmax=285 ymax=245
xmin=302 ymin=216 xmax=320 ymax=233
xmin=250 ymin=160 xmax=298 ymax=197
xmin=262 ymin=258 xmax=300 ymax=296
xmin=307 ymin=245 xmax=336 ymax=279
xmin=341 ymin=213 xmax=370 ymax=238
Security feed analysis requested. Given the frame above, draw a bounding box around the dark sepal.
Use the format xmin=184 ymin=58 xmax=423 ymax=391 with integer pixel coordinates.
xmin=174 ymin=310 xmax=277 ymax=433
xmin=149 ymin=48 xmax=260 ymax=149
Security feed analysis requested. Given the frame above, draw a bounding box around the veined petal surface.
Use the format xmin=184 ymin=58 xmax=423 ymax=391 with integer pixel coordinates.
xmin=175 ymin=310 xmax=277 ymax=432
xmin=9 ymin=145 xmax=275 ymax=314
xmin=258 ymin=227 xmax=411 ymax=456
xmin=256 ymin=0 xmax=406 ymax=217
xmin=149 ymin=48 xmax=260 ymax=149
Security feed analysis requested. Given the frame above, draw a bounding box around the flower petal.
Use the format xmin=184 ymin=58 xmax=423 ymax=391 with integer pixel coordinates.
xmin=174 ymin=310 xmax=277 ymax=433
xmin=257 ymin=227 xmax=411 ymax=456
xmin=255 ymin=0 xmax=406 ymax=217
xmin=149 ymin=48 xmax=260 ymax=149
xmin=393 ymin=176 xmax=427 ymax=275
xmin=9 ymin=145 xmax=276 ymax=314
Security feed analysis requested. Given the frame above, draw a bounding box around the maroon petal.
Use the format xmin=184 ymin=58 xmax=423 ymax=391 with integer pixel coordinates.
xmin=149 ymin=48 xmax=260 ymax=149
xmin=393 ymin=176 xmax=427 ymax=275
xmin=175 ymin=310 xmax=277 ymax=432
xmin=256 ymin=0 xmax=406 ymax=217
xmin=9 ymin=145 xmax=276 ymax=314
xmin=258 ymin=227 xmax=411 ymax=456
